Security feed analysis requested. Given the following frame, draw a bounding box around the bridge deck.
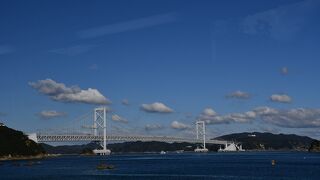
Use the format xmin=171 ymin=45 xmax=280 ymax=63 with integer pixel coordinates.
xmin=37 ymin=134 xmax=227 ymax=145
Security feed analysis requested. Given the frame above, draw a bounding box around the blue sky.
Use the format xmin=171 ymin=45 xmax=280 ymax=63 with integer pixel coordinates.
xmin=1 ymin=0 xmax=320 ymax=139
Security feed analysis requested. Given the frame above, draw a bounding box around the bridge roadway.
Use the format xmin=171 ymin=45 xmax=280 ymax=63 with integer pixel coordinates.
xmin=36 ymin=134 xmax=227 ymax=145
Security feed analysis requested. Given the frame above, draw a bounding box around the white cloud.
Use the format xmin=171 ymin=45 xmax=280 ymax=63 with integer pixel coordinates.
xmin=29 ymin=79 xmax=110 ymax=105
xmin=111 ymin=114 xmax=128 ymax=123
xmin=171 ymin=121 xmax=190 ymax=130
xmin=78 ymin=13 xmax=177 ymax=39
xmin=223 ymin=111 xmax=257 ymax=123
xmin=198 ymin=107 xmax=256 ymax=124
xmin=145 ymin=124 xmax=164 ymax=131
xmin=37 ymin=110 xmax=66 ymax=120
xmin=202 ymin=108 xmax=217 ymax=116
xmin=270 ymin=94 xmax=292 ymax=103
xmin=226 ymin=90 xmax=251 ymax=99
xmin=198 ymin=106 xmax=320 ymax=129
xmin=141 ymin=102 xmax=173 ymax=113
xmin=254 ymin=106 xmax=320 ymax=128
xmin=198 ymin=107 xmax=225 ymax=124
xmin=254 ymin=106 xmax=279 ymax=115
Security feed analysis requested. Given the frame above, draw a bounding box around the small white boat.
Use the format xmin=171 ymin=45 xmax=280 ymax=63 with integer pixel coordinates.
xmin=160 ymin=151 xmax=166 ymax=154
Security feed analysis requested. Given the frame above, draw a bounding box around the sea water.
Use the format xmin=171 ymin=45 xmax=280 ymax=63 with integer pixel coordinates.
xmin=1 ymin=152 xmax=320 ymax=179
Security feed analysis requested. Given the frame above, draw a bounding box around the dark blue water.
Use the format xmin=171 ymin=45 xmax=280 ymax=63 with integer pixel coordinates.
xmin=1 ymin=152 xmax=320 ymax=179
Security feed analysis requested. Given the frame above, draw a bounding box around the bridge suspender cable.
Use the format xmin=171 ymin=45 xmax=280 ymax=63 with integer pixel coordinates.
xmin=34 ymin=107 xmax=228 ymax=155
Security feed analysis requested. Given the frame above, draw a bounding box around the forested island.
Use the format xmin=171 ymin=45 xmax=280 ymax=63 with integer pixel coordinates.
xmin=0 ymin=125 xmax=45 ymax=160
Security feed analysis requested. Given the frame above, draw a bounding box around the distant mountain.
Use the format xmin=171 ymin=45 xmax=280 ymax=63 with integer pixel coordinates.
xmin=214 ymin=132 xmax=315 ymax=151
xmin=41 ymin=141 xmax=210 ymax=154
xmin=0 ymin=125 xmax=45 ymax=157
xmin=108 ymin=141 xmax=202 ymax=152
xmin=40 ymin=142 xmax=100 ymax=154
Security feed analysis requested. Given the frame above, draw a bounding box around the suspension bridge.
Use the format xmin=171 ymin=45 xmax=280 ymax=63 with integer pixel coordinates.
xmin=29 ymin=107 xmax=228 ymax=155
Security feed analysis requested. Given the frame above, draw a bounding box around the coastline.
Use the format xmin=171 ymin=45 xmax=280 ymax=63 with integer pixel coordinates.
xmin=0 ymin=154 xmax=61 ymax=161
xmin=1 ymin=149 xmax=316 ymax=161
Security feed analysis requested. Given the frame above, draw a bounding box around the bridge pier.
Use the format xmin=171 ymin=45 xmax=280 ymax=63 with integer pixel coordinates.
xmin=93 ymin=149 xmax=111 ymax=155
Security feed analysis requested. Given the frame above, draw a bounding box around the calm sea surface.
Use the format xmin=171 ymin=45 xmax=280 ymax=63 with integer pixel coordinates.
xmin=1 ymin=152 xmax=320 ymax=179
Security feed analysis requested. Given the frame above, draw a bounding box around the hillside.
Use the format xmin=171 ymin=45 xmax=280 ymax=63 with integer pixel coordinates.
xmin=309 ymin=140 xmax=320 ymax=152
xmin=41 ymin=141 xmax=219 ymax=154
xmin=108 ymin=141 xmax=216 ymax=152
xmin=0 ymin=125 xmax=45 ymax=157
xmin=215 ymin=132 xmax=315 ymax=150
xmin=40 ymin=142 xmax=100 ymax=154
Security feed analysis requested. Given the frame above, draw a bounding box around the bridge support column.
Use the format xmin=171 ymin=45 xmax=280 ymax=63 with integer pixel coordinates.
xmin=93 ymin=107 xmax=111 ymax=155
xmin=194 ymin=121 xmax=208 ymax=152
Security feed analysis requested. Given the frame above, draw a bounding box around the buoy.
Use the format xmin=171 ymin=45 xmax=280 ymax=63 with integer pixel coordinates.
xmin=271 ymin=160 xmax=276 ymax=166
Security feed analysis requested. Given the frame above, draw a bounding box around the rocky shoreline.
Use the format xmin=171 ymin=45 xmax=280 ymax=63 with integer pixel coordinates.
xmin=0 ymin=154 xmax=61 ymax=161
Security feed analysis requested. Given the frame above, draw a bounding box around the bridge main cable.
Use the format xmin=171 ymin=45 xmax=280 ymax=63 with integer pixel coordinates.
xmin=36 ymin=134 xmax=227 ymax=145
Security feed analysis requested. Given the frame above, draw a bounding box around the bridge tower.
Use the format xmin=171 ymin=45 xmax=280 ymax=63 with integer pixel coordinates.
xmin=93 ymin=107 xmax=111 ymax=155
xmin=194 ymin=121 xmax=208 ymax=152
